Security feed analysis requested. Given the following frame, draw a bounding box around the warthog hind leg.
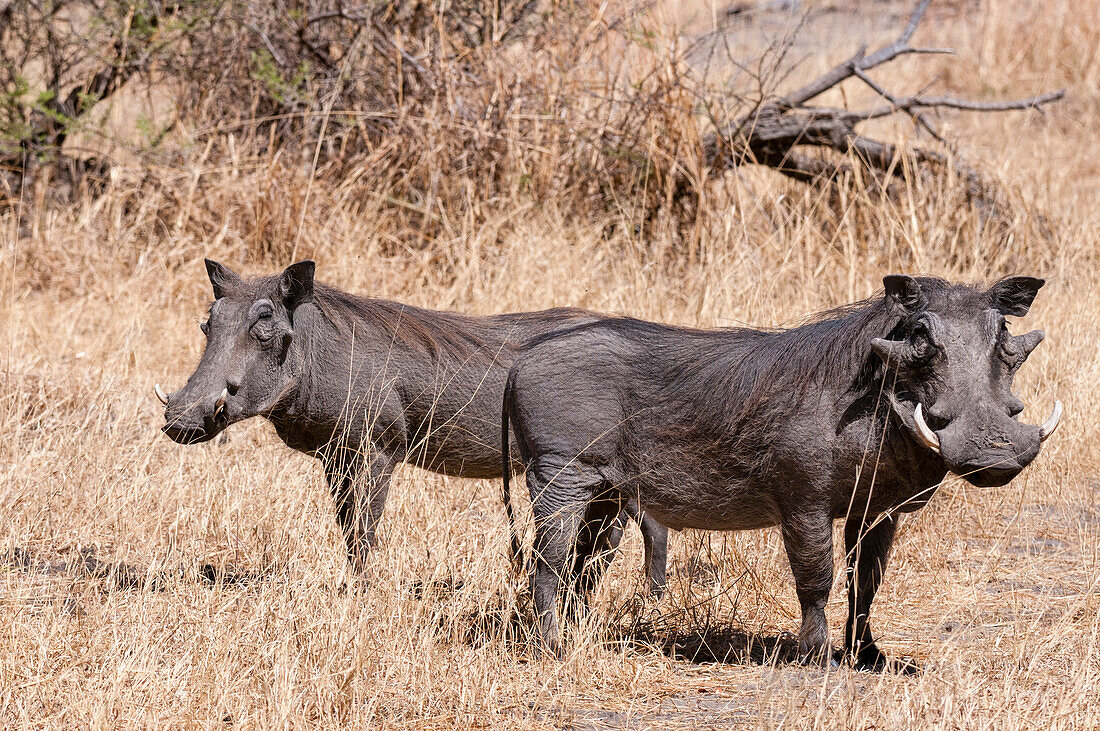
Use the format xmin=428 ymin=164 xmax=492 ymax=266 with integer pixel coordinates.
xmin=527 ymin=459 xmax=602 ymax=658
xmin=565 ymin=493 xmax=623 ymax=620
xmin=624 ymin=500 xmax=669 ymax=599
xmin=592 ymin=499 xmax=669 ymax=600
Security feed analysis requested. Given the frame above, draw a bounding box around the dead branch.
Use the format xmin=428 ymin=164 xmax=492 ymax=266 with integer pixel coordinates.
xmin=700 ymin=0 xmax=1065 ymax=219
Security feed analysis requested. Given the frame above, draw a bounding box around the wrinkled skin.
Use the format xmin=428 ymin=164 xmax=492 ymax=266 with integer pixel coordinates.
xmin=160 ymin=260 xmax=669 ymax=594
xmin=503 ymin=275 xmax=1058 ymax=668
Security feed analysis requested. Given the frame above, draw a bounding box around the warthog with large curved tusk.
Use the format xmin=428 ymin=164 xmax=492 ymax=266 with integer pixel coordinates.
xmin=913 ymin=400 xmax=1061 ymax=454
xmin=502 ymin=274 xmax=1061 ymax=669
xmin=154 ymin=260 xmax=669 ymax=594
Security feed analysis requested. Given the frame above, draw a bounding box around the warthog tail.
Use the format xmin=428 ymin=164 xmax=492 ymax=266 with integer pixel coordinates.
xmin=501 ymin=376 xmax=523 ymax=575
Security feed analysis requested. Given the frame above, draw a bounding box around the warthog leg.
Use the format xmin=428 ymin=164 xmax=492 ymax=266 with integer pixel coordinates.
xmin=597 ymin=512 xmax=627 ymax=584
xmin=780 ymin=508 xmax=836 ymax=666
xmin=325 ymin=444 xmax=395 ymax=575
xmin=585 ymin=499 xmax=669 ymax=600
xmin=566 ymin=494 xmax=623 ymax=613
xmin=527 ymin=459 xmax=603 ymax=658
xmin=843 ymin=513 xmax=916 ymax=673
xmin=624 ymin=501 xmax=669 ymax=599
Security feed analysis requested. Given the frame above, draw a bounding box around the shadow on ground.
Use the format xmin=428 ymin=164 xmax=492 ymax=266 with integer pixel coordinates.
xmin=0 ymin=545 xmax=277 ymax=591
xmin=624 ymin=623 xmax=802 ymax=666
xmin=412 ymin=576 xmax=807 ymax=669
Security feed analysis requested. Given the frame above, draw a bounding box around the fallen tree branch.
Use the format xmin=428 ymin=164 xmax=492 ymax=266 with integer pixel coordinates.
xmin=775 ymin=0 xmax=949 ymax=110
xmin=699 ymin=0 xmax=1065 ymax=222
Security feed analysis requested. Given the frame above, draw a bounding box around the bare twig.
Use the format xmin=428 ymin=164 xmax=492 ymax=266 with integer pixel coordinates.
xmin=696 ymin=0 xmax=1065 ymax=224
xmin=858 ymin=89 xmax=1065 ymax=119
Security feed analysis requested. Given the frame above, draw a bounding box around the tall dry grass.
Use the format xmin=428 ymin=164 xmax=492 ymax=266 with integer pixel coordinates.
xmin=1 ymin=0 xmax=1098 ymax=728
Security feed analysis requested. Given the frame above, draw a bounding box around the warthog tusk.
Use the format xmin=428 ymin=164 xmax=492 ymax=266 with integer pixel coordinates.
xmin=154 ymin=384 xmax=169 ymax=405
xmin=1039 ymin=400 xmax=1063 ymax=441
xmin=913 ymin=403 xmax=941 ymax=454
xmin=214 ymin=388 xmax=228 ymax=418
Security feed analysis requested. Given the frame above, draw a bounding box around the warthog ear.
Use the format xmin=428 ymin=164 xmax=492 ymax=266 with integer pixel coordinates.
xmin=205 ymin=259 xmax=244 ymax=299
xmin=987 ymin=276 xmax=1045 ymax=316
xmin=882 ymin=275 xmax=928 ymax=315
xmin=279 ymin=260 xmax=315 ymax=310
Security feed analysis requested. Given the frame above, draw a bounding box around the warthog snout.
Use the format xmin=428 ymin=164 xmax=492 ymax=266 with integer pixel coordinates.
xmin=158 ymin=384 xmax=232 ymax=444
xmin=155 ymin=259 xmax=313 ymax=446
xmin=908 ymin=400 xmax=1062 ymax=487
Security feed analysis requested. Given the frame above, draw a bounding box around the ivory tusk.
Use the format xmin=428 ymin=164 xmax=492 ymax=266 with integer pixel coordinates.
xmin=214 ymin=388 xmax=228 ymax=418
xmin=154 ymin=384 xmax=169 ymax=405
xmin=1039 ymin=400 xmax=1063 ymax=441
xmin=913 ymin=403 xmax=941 ymax=454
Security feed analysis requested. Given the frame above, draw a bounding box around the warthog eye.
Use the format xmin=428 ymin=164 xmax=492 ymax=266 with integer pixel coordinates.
xmin=251 ymin=318 xmax=278 ymax=343
xmin=200 ymin=321 xmax=209 ymax=336
xmin=909 ymin=324 xmax=936 ymax=360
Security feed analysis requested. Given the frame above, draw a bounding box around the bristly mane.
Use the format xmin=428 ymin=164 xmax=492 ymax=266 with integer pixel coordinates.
xmin=302 ymin=281 xmax=494 ymax=359
xmin=647 ymin=277 xmax=958 ymax=436
xmin=762 ymin=293 xmax=897 ymax=397
xmin=746 ymin=277 xmax=958 ymax=392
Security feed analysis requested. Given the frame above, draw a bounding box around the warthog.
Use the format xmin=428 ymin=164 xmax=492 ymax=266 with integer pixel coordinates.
xmin=156 ymin=260 xmax=668 ymax=591
xmin=502 ymin=275 xmax=1062 ymax=668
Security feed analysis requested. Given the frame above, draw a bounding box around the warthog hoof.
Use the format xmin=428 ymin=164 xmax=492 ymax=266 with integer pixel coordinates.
xmin=837 ymin=644 xmax=921 ymax=675
xmin=798 ymin=645 xmax=840 ymax=669
xmin=337 ymin=573 xmax=372 ymax=595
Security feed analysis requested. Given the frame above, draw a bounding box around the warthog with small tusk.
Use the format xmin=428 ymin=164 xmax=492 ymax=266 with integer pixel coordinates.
xmin=156 ymin=259 xmax=668 ymax=592
xmin=502 ymin=275 xmax=1061 ymax=668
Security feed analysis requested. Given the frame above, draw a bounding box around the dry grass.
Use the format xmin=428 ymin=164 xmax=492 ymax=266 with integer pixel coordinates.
xmin=2 ymin=1 xmax=1099 ymax=728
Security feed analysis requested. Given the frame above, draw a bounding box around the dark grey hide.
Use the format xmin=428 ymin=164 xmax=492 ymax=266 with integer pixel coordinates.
xmin=502 ymin=275 xmax=1061 ymax=667
xmin=157 ymin=260 xmax=668 ymax=593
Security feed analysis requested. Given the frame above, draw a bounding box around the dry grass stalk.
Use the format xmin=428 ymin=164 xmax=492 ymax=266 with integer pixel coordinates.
xmin=1 ymin=0 xmax=1098 ymax=728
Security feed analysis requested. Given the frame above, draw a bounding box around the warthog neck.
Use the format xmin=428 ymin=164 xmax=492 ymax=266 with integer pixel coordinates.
xmin=842 ymin=402 xmax=950 ymax=515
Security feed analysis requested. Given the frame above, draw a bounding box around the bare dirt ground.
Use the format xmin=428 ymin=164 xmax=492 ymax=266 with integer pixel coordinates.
xmin=1 ymin=0 xmax=1098 ymax=728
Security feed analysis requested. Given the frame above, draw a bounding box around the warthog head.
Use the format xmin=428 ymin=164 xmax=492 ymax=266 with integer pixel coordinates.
xmin=157 ymin=259 xmax=314 ymax=444
xmin=872 ymin=275 xmax=1060 ymax=488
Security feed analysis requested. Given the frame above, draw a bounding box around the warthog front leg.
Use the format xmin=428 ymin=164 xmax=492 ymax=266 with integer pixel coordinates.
xmin=780 ymin=509 xmax=835 ymax=666
xmin=843 ymin=513 xmax=915 ymax=673
xmin=325 ymin=444 xmax=395 ymax=574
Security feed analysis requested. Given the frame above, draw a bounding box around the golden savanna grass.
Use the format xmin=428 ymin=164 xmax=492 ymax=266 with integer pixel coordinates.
xmin=1 ymin=0 xmax=1098 ymax=727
